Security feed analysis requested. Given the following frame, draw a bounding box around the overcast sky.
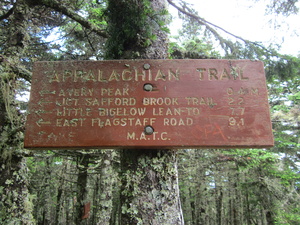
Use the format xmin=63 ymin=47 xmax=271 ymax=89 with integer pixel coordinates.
xmin=169 ymin=0 xmax=300 ymax=56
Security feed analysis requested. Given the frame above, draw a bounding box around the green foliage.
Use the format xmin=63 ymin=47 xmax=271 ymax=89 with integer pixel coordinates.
xmin=266 ymin=55 xmax=300 ymax=81
xmin=269 ymin=65 xmax=300 ymax=165
xmin=169 ymin=36 xmax=221 ymax=59
xmin=105 ymin=0 xmax=169 ymax=59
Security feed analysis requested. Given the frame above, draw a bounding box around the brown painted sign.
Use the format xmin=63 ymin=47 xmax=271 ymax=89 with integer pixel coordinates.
xmin=24 ymin=59 xmax=274 ymax=149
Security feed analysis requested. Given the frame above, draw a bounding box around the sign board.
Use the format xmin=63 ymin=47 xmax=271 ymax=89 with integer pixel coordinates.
xmin=24 ymin=59 xmax=274 ymax=149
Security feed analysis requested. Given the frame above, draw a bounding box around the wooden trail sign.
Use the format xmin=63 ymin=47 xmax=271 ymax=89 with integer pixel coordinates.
xmin=24 ymin=59 xmax=274 ymax=149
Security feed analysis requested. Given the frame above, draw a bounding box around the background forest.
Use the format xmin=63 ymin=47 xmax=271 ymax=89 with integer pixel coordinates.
xmin=0 ymin=0 xmax=300 ymax=224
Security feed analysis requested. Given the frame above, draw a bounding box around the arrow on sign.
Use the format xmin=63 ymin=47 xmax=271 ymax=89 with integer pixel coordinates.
xmin=39 ymin=90 xmax=56 ymax=96
xmin=35 ymin=110 xmax=52 ymax=117
xmin=36 ymin=119 xmax=51 ymax=127
xmin=38 ymin=131 xmax=46 ymax=136
xmin=38 ymin=99 xmax=53 ymax=107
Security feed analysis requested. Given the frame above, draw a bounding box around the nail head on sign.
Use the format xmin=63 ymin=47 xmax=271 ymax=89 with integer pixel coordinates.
xmin=144 ymin=125 xmax=154 ymax=135
xmin=143 ymin=63 xmax=150 ymax=70
xmin=143 ymin=83 xmax=153 ymax=92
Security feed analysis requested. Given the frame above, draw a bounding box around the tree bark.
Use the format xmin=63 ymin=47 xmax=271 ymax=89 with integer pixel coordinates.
xmin=94 ymin=150 xmax=115 ymax=225
xmin=0 ymin=1 xmax=34 ymax=223
xmin=106 ymin=0 xmax=184 ymax=223
xmin=120 ymin=150 xmax=184 ymax=225
xmin=107 ymin=0 xmax=184 ymax=225
xmin=75 ymin=154 xmax=90 ymax=224
xmin=0 ymin=156 xmax=35 ymax=224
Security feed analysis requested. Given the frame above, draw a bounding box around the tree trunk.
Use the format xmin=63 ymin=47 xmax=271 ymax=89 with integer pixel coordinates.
xmin=94 ymin=150 xmax=115 ymax=225
xmin=0 ymin=156 xmax=35 ymax=225
xmin=0 ymin=1 xmax=35 ymax=223
xmin=106 ymin=0 xmax=184 ymax=224
xmin=75 ymin=154 xmax=90 ymax=224
xmin=55 ymin=158 xmax=70 ymax=225
xmin=120 ymin=150 xmax=183 ymax=225
xmin=43 ymin=157 xmax=54 ymax=225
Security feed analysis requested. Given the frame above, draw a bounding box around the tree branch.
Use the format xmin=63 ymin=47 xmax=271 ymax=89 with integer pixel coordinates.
xmin=0 ymin=5 xmax=15 ymax=21
xmin=12 ymin=66 xmax=32 ymax=82
xmin=25 ymin=0 xmax=108 ymax=38
xmin=167 ymin=0 xmax=244 ymax=41
xmin=167 ymin=0 xmax=272 ymax=54
xmin=84 ymin=29 xmax=97 ymax=53
xmin=1 ymin=55 xmax=32 ymax=82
